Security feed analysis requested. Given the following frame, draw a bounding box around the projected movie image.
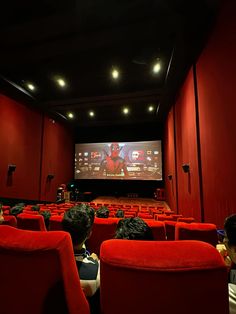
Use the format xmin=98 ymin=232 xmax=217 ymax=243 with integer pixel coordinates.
xmin=75 ymin=141 xmax=162 ymax=180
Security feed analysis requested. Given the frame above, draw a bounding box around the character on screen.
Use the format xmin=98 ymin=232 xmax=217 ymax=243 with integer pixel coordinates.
xmin=100 ymin=143 xmax=128 ymax=177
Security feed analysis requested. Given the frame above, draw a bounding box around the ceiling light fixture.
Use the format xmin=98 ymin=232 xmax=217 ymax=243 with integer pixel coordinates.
xmin=123 ymin=107 xmax=129 ymax=115
xmin=112 ymin=68 xmax=119 ymax=79
xmin=57 ymin=78 xmax=66 ymax=87
xmin=27 ymin=83 xmax=35 ymax=91
xmin=89 ymin=111 xmax=95 ymax=117
xmin=67 ymin=112 xmax=74 ymax=119
xmin=153 ymin=59 xmax=161 ymax=74
xmin=148 ymin=105 xmax=154 ymax=112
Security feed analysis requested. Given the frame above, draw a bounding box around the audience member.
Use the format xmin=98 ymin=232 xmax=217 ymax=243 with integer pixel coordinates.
xmin=223 ymin=214 xmax=236 ymax=314
xmin=0 ymin=205 xmax=4 ymax=223
xmin=62 ymin=204 xmax=100 ymax=313
xmin=115 ymin=209 xmax=124 ymax=218
xmin=9 ymin=203 xmax=24 ymax=216
xmin=115 ymin=217 xmax=153 ymax=240
xmin=96 ymin=206 xmax=109 ymax=218
xmin=39 ymin=210 xmax=51 ymax=230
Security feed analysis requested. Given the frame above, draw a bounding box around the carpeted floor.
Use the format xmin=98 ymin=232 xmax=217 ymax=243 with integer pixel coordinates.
xmin=91 ymin=196 xmax=169 ymax=209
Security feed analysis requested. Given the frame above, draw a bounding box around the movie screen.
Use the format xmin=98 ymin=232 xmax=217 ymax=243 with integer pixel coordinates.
xmin=74 ymin=141 xmax=162 ymax=180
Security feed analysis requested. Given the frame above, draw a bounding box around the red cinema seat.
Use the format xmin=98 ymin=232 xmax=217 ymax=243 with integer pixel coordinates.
xmin=0 ymin=215 xmax=17 ymax=227
xmin=100 ymin=239 xmax=228 ymax=314
xmin=0 ymin=225 xmax=89 ymax=314
xmin=17 ymin=213 xmax=47 ymax=231
xmin=164 ymin=220 xmax=177 ymax=240
xmin=49 ymin=215 xmax=63 ymax=231
xmin=144 ymin=220 xmax=166 ymax=240
xmin=155 ymin=214 xmax=174 ymax=221
xmin=137 ymin=213 xmax=153 ymax=219
xmin=175 ymin=222 xmax=218 ymax=247
xmin=177 ymin=217 xmax=195 ymax=223
xmin=86 ymin=217 xmax=118 ymax=256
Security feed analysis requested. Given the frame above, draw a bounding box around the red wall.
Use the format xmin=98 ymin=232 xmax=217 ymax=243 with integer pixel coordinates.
xmin=174 ymin=70 xmax=201 ymax=221
xmin=0 ymin=94 xmax=42 ymax=200
xmin=164 ymin=107 xmax=177 ymax=211
xmin=0 ymin=93 xmax=74 ymax=202
xmin=164 ymin=0 xmax=236 ymax=228
xmin=196 ymin=0 xmax=236 ymax=227
xmin=40 ymin=116 xmax=74 ymax=201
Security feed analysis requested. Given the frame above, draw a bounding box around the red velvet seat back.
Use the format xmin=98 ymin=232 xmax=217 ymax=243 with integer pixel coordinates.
xmin=175 ymin=222 xmax=218 ymax=246
xmin=0 ymin=225 xmax=89 ymax=314
xmin=86 ymin=217 xmax=118 ymax=256
xmin=0 ymin=215 xmax=17 ymax=227
xmin=17 ymin=213 xmax=47 ymax=231
xmin=49 ymin=215 xmax=63 ymax=231
xmin=164 ymin=220 xmax=177 ymax=240
xmin=144 ymin=220 xmax=166 ymax=240
xmin=100 ymin=239 xmax=228 ymax=314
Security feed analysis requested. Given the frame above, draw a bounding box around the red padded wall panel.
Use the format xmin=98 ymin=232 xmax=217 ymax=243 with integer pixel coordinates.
xmin=40 ymin=116 xmax=74 ymax=202
xmin=0 ymin=94 xmax=42 ymax=200
xmin=196 ymin=0 xmax=236 ymax=227
xmin=164 ymin=107 xmax=177 ymax=211
xmin=174 ymin=69 xmax=201 ymax=221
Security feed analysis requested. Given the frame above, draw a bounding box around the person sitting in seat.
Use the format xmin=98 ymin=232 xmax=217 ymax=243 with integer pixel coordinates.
xmin=96 ymin=206 xmax=109 ymax=218
xmin=223 ymin=214 xmax=236 ymax=314
xmin=115 ymin=209 xmax=124 ymax=218
xmin=115 ymin=217 xmax=153 ymax=240
xmin=62 ymin=204 xmax=100 ymax=313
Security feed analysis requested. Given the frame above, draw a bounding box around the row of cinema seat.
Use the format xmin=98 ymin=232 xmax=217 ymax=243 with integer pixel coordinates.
xmin=0 ymin=225 xmax=229 ymax=314
xmin=0 ymin=211 xmax=219 ymax=257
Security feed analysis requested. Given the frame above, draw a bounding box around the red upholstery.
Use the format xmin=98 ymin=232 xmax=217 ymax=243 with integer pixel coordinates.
xmin=164 ymin=220 xmax=177 ymax=240
xmin=155 ymin=214 xmax=174 ymax=221
xmin=175 ymin=222 xmax=218 ymax=246
xmin=0 ymin=225 xmax=89 ymax=314
xmin=177 ymin=217 xmax=195 ymax=223
xmin=144 ymin=220 xmax=166 ymax=240
xmin=86 ymin=217 xmax=118 ymax=256
xmin=137 ymin=213 xmax=153 ymax=219
xmin=17 ymin=213 xmax=47 ymax=231
xmin=49 ymin=215 xmax=64 ymax=231
xmin=0 ymin=215 xmax=17 ymax=227
xmin=100 ymin=239 xmax=229 ymax=314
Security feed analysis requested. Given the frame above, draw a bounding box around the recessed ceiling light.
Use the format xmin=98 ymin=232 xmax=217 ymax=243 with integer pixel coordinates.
xmin=89 ymin=111 xmax=95 ymax=117
xmin=153 ymin=60 xmax=161 ymax=73
xmin=123 ymin=107 xmax=129 ymax=115
xmin=148 ymin=105 xmax=154 ymax=112
xmin=67 ymin=112 xmax=74 ymax=119
xmin=56 ymin=78 xmax=66 ymax=87
xmin=112 ymin=68 xmax=119 ymax=79
xmin=27 ymin=83 xmax=35 ymax=91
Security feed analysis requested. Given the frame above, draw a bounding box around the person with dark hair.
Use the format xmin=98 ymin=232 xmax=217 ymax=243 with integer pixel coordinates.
xmin=96 ymin=206 xmax=109 ymax=218
xmin=115 ymin=209 xmax=124 ymax=218
xmin=62 ymin=204 xmax=100 ymax=311
xmin=39 ymin=210 xmax=51 ymax=230
xmin=223 ymin=214 xmax=236 ymax=314
xmin=9 ymin=203 xmax=24 ymax=216
xmin=115 ymin=217 xmax=153 ymax=240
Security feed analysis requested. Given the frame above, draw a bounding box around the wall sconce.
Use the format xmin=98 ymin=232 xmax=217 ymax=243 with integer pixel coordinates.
xmin=47 ymin=174 xmax=55 ymax=180
xmin=167 ymin=174 xmax=173 ymax=180
xmin=8 ymin=164 xmax=16 ymax=174
xmin=182 ymin=164 xmax=190 ymax=173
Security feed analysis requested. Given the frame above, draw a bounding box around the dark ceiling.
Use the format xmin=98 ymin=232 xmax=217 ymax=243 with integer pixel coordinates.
xmin=0 ymin=0 xmax=220 ymax=128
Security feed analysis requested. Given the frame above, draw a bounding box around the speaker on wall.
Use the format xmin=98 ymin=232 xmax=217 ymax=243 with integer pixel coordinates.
xmin=8 ymin=164 xmax=16 ymax=173
xmin=182 ymin=164 xmax=190 ymax=173
xmin=47 ymin=174 xmax=55 ymax=180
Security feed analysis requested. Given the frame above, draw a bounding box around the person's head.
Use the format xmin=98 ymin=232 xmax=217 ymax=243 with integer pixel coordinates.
xmin=9 ymin=203 xmax=24 ymax=216
xmin=39 ymin=210 xmax=51 ymax=230
xmin=115 ymin=209 xmax=124 ymax=218
xmin=115 ymin=217 xmax=153 ymax=240
xmin=110 ymin=143 xmax=120 ymax=158
xmin=96 ymin=206 xmax=109 ymax=218
xmin=62 ymin=205 xmax=95 ymax=248
xmin=224 ymin=214 xmax=236 ymax=263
